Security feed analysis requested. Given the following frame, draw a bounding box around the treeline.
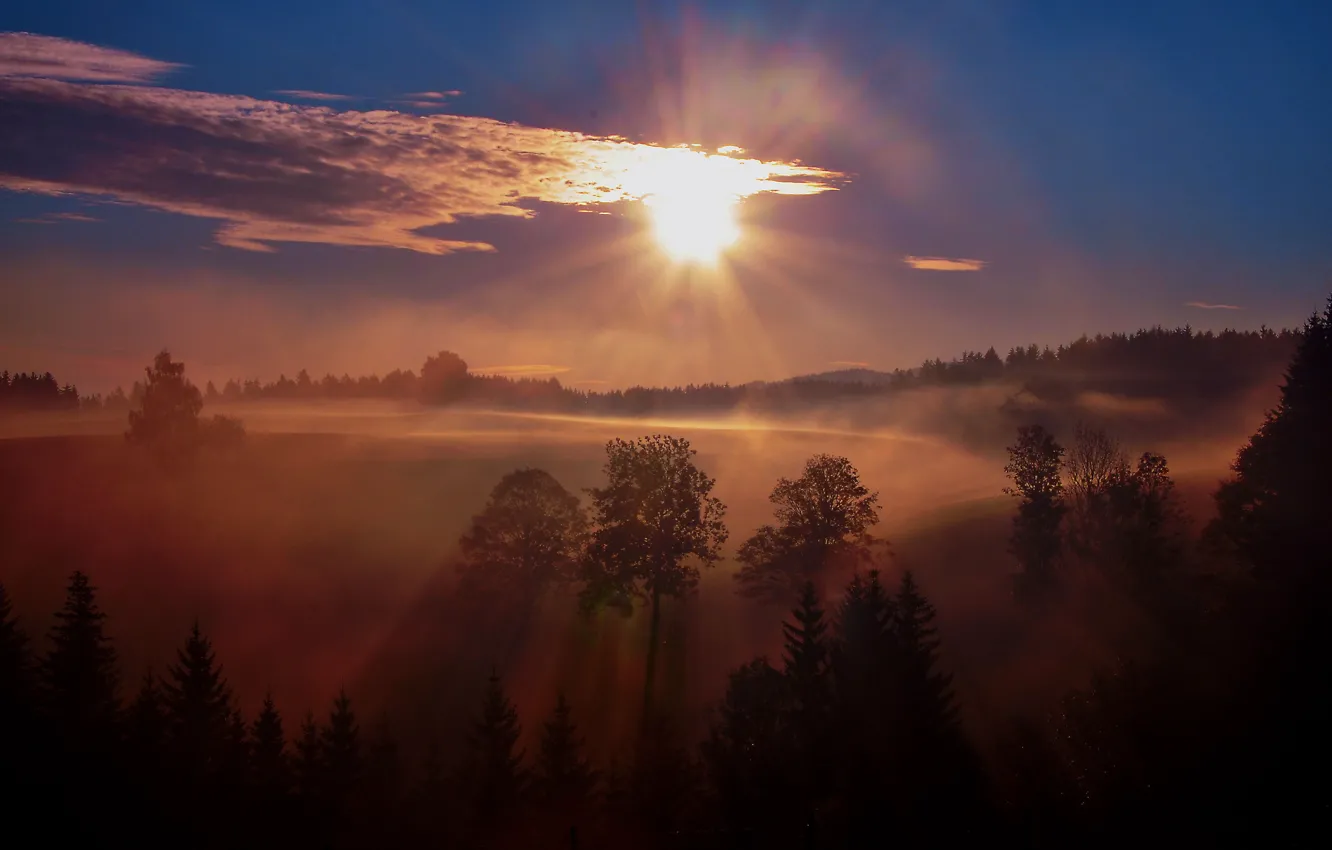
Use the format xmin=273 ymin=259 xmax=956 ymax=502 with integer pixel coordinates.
xmin=0 ymin=370 xmax=81 ymax=411
xmin=6 ymin=323 xmax=1297 ymax=416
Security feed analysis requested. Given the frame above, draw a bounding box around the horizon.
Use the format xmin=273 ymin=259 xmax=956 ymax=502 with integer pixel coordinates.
xmin=4 ymin=3 xmax=1331 ymax=394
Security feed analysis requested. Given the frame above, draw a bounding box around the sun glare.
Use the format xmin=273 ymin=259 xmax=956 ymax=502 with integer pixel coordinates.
xmin=644 ymin=191 xmax=740 ymax=264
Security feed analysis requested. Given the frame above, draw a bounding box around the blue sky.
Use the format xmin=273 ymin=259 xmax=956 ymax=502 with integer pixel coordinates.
xmin=2 ymin=1 xmax=1329 ymax=391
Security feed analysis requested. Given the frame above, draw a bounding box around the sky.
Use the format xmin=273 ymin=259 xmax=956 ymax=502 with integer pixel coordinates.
xmin=1 ymin=0 xmax=1330 ymax=393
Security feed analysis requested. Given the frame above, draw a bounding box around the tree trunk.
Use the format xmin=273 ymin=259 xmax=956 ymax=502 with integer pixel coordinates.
xmin=641 ymin=584 xmax=662 ymax=736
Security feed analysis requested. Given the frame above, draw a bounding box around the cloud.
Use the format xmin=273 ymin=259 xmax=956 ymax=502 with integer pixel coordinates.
xmin=0 ymin=34 xmax=845 ymax=254
xmin=829 ymin=360 xmax=870 ymax=368
xmin=469 ymin=364 xmax=572 ymax=377
xmin=406 ymin=91 xmax=461 ymax=100
xmin=273 ymin=89 xmax=352 ymax=101
xmin=903 ymin=255 xmax=986 ymax=271
xmin=1185 ymin=301 xmax=1242 ymax=310
xmin=0 ymin=32 xmax=182 ymax=83
xmin=11 ymin=211 xmax=100 ymax=224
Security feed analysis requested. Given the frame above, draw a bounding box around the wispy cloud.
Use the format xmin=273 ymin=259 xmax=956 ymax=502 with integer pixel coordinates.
xmin=0 ymin=32 xmax=845 ymax=255
xmin=829 ymin=360 xmax=870 ymax=368
xmin=0 ymin=32 xmax=182 ymax=83
xmin=903 ymin=255 xmax=986 ymax=271
xmin=11 ymin=211 xmax=100 ymax=224
xmin=469 ymin=364 xmax=572 ymax=377
xmin=406 ymin=90 xmax=461 ymax=100
xmin=1185 ymin=301 xmax=1242 ymax=310
xmin=273 ymin=89 xmax=352 ymax=101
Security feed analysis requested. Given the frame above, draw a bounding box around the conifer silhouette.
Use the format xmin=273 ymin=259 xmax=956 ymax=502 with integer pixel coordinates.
xmin=126 ymin=669 xmax=166 ymax=758
xmin=250 ymin=692 xmax=290 ymax=797
xmin=320 ymin=689 xmax=363 ymax=805
xmin=163 ymin=620 xmax=234 ymax=777
xmin=40 ymin=571 xmax=119 ymax=744
xmin=463 ymin=669 xmax=527 ymax=825
xmin=781 ymin=581 xmax=832 ymax=813
xmin=0 ymin=581 xmax=31 ymax=718
xmin=534 ymin=691 xmax=597 ymax=807
xmin=293 ymin=710 xmax=324 ymax=805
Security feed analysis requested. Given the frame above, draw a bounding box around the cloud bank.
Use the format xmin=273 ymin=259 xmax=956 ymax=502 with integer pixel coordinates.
xmin=903 ymin=255 xmax=987 ymax=271
xmin=0 ymin=33 xmax=845 ymax=254
xmin=1185 ymin=301 xmax=1242 ymax=310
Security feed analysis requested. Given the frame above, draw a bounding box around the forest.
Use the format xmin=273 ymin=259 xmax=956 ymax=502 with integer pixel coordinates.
xmin=0 ymin=298 xmax=1329 ymax=849
xmin=3 ymin=324 xmax=1300 ymax=419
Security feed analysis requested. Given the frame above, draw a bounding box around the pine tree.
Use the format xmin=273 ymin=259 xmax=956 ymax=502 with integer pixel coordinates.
xmin=250 ymin=692 xmax=290 ymax=797
xmin=41 ymin=571 xmax=119 ymax=745
xmin=701 ymin=658 xmax=795 ymax=833
xmin=781 ymin=581 xmax=832 ymax=812
xmin=893 ymin=571 xmax=982 ymax=839
xmin=294 ymin=712 xmax=323 ymax=802
xmin=126 ymin=669 xmax=167 ymax=759
xmin=320 ymin=689 xmax=362 ymax=805
xmin=464 ymin=670 xmax=527 ymax=825
xmin=0 ymin=581 xmax=32 ymax=719
xmin=534 ymin=692 xmax=597 ymax=808
xmin=163 ymin=620 xmax=234 ymax=777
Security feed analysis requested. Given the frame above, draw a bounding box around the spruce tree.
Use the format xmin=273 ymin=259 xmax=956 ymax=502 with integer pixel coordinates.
xmin=464 ymin=670 xmax=527 ymax=825
xmin=320 ymin=689 xmax=362 ymax=806
xmin=781 ymin=581 xmax=832 ymax=812
xmin=250 ymin=692 xmax=290 ymax=797
xmin=41 ymin=571 xmax=119 ymax=745
xmin=126 ymin=669 xmax=166 ymax=760
xmin=0 ymin=581 xmax=31 ymax=719
xmin=534 ymin=692 xmax=597 ymax=808
xmin=294 ymin=711 xmax=323 ymax=802
xmin=701 ymin=658 xmax=794 ymax=833
xmin=163 ymin=620 xmax=234 ymax=777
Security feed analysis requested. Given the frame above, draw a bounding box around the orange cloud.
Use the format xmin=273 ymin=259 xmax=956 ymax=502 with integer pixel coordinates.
xmin=1185 ymin=301 xmax=1242 ymax=310
xmin=903 ymin=256 xmax=987 ymax=271
xmin=0 ymin=34 xmax=846 ymax=255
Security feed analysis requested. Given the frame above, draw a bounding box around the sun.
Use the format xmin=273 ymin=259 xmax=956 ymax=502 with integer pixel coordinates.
xmin=644 ymin=191 xmax=740 ymax=264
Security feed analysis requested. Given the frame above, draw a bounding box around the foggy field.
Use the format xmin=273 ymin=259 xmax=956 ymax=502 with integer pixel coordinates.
xmin=0 ymin=400 xmax=1245 ymax=759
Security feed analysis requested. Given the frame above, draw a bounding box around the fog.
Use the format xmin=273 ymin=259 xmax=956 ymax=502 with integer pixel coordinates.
xmin=0 ymin=383 xmax=1262 ymax=761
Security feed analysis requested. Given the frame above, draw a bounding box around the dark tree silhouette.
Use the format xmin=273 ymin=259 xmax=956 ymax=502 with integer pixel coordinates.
xmin=735 ymin=454 xmax=881 ymax=604
xmin=580 ymin=435 xmax=728 ymax=730
xmin=781 ymin=581 xmax=832 ymax=815
xmin=701 ymin=658 xmax=796 ymax=835
xmin=163 ymin=621 xmax=236 ymax=780
xmin=126 ymin=350 xmax=203 ymax=458
xmin=294 ymin=711 xmax=323 ymax=803
xmin=250 ymin=692 xmax=290 ymax=799
xmin=125 ymin=351 xmax=243 ymax=460
xmin=40 ymin=571 xmax=119 ymax=745
xmin=462 ymin=670 xmax=527 ymax=830
xmin=0 ymin=581 xmax=31 ymax=718
xmin=1005 ymin=424 xmax=1067 ymax=601
xmin=533 ymin=691 xmax=597 ymax=808
xmin=320 ymin=689 xmax=363 ymax=807
xmin=126 ymin=669 xmax=166 ymax=759
xmin=419 ymin=350 xmax=470 ymax=403
xmin=458 ymin=467 xmax=588 ymax=605
xmin=1212 ymin=295 xmax=1332 ymax=580
xmin=829 ymin=570 xmax=895 ymax=840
